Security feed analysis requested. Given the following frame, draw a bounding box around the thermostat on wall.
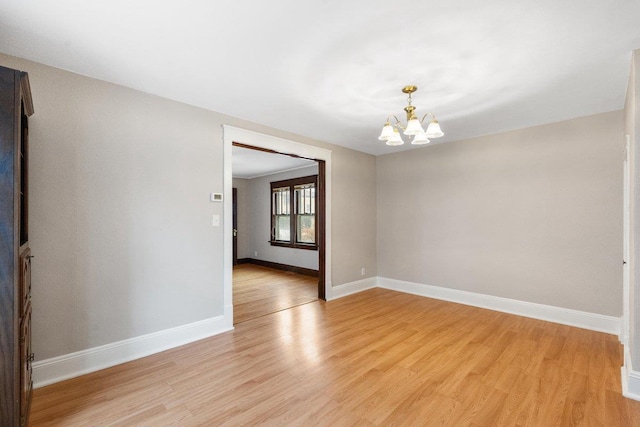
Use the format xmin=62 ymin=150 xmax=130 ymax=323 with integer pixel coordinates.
xmin=210 ymin=193 xmax=223 ymax=202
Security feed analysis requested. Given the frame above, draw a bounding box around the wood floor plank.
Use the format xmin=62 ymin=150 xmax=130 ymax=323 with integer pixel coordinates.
xmin=30 ymin=288 xmax=640 ymax=425
xmin=233 ymin=263 xmax=317 ymax=324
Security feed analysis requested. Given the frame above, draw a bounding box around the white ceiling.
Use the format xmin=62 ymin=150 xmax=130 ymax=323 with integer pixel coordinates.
xmin=232 ymin=146 xmax=316 ymax=179
xmin=1 ymin=1 xmax=639 ymax=155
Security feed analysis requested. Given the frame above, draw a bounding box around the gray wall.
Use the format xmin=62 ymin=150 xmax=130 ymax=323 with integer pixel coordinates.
xmin=377 ymin=111 xmax=623 ymax=316
xmin=333 ymin=146 xmax=378 ymax=281
xmin=3 ymin=47 xmax=622 ymax=367
xmin=240 ymin=165 xmax=319 ymax=270
xmin=0 ymin=53 xmax=377 ymax=361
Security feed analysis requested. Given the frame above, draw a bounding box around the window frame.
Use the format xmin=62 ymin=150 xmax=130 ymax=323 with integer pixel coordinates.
xmin=270 ymin=175 xmax=318 ymax=251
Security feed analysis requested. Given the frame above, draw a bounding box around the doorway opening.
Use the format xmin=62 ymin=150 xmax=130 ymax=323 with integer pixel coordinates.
xmin=222 ymin=125 xmax=332 ymax=329
xmin=230 ymin=142 xmax=327 ymax=324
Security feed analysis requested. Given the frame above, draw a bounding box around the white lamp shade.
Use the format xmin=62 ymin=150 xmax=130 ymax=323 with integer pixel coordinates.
xmin=378 ymin=123 xmax=395 ymax=140
xmin=425 ymin=120 xmax=444 ymax=138
xmin=386 ymin=129 xmax=404 ymax=146
xmin=411 ymin=132 xmax=430 ymax=145
xmin=404 ymin=118 xmax=424 ymax=135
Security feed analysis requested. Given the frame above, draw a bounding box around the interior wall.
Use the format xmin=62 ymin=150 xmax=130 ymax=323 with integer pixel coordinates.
xmin=333 ymin=147 xmax=378 ymax=282
xmin=244 ymin=165 xmax=318 ymax=270
xmin=0 ymin=53 xmax=377 ymax=361
xmin=377 ymin=110 xmax=623 ymax=316
xmin=232 ymin=178 xmax=249 ymax=259
xmin=9 ymin=57 xmax=228 ymax=361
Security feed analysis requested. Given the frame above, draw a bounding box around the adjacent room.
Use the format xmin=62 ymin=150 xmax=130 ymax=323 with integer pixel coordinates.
xmin=232 ymin=145 xmax=321 ymax=324
xmin=1 ymin=0 xmax=640 ymax=425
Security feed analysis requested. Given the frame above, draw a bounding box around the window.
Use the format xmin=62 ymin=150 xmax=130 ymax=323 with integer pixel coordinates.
xmin=271 ymin=175 xmax=317 ymax=250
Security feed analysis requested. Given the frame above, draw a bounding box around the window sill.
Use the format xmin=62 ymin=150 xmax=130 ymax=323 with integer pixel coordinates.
xmin=269 ymin=241 xmax=318 ymax=251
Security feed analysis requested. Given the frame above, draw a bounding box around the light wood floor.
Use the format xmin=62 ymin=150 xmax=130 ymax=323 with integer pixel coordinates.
xmin=31 ymin=288 xmax=640 ymax=426
xmin=233 ymin=263 xmax=317 ymax=324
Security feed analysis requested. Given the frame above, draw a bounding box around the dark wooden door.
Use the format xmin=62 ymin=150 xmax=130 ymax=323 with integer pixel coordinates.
xmin=233 ymin=187 xmax=238 ymax=266
xmin=317 ymin=161 xmax=326 ymax=300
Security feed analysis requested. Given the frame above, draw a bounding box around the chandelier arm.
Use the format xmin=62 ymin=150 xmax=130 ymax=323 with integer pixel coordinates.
xmin=389 ymin=115 xmax=406 ymax=130
xmin=419 ymin=112 xmax=436 ymax=124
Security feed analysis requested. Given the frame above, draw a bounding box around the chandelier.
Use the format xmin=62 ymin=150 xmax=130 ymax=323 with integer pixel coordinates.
xmin=378 ymin=85 xmax=444 ymax=146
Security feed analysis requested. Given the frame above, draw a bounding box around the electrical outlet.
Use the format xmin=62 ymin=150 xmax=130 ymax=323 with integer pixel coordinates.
xmin=254 ymin=251 xmax=258 ymax=257
xmin=361 ymin=267 xmax=366 ymax=276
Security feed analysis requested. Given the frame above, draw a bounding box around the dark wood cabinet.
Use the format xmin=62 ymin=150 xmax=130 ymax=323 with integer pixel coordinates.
xmin=0 ymin=65 xmax=34 ymax=427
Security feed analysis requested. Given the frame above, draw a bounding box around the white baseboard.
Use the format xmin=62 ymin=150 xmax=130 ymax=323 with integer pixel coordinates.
xmin=33 ymin=316 xmax=233 ymax=388
xmin=377 ymin=277 xmax=620 ymax=335
xmin=622 ymin=348 xmax=640 ymax=401
xmin=224 ymin=304 xmax=234 ymax=329
xmin=329 ymin=277 xmax=377 ymax=300
xmin=34 ymin=278 xmax=622 ymax=388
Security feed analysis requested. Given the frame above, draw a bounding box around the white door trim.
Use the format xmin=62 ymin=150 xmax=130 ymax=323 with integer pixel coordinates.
xmin=222 ymin=126 xmax=333 ymax=326
xmin=623 ymin=134 xmax=631 ymax=344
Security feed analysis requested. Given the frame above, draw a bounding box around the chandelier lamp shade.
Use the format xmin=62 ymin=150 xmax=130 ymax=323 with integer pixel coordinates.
xmin=378 ymin=85 xmax=444 ymax=146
